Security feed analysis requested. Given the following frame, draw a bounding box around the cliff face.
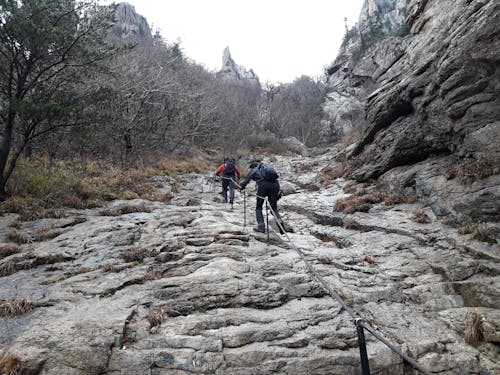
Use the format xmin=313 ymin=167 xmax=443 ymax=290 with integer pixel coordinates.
xmin=109 ymin=2 xmax=152 ymax=44
xmin=218 ymin=47 xmax=260 ymax=86
xmin=325 ymin=0 xmax=500 ymax=222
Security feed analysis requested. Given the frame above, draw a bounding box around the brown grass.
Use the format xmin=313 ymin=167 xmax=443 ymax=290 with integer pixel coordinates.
xmin=442 ymin=217 xmax=458 ymax=227
xmin=457 ymin=157 xmax=499 ymax=184
xmin=334 ymin=191 xmax=384 ymax=214
xmin=339 ymin=131 xmax=363 ymax=150
xmin=343 ymin=184 xmax=358 ymax=194
xmin=0 ymin=155 xmax=210 ymax=222
xmin=146 ymin=308 xmax=166 ymax=332
xmin=344 ymin=219 xmax=361 ymax=230
xmin=458 ymin=224 xmax=497 ymax=244
xmin=321 ymin=164 xmax=349 ymax=184
xmin=119 ymin=248 xmax=150 ymax=263
xmin=464 ymin=312 xmax=483 ymax=347
xmin=0 ymin=244 xmax=23 ymax=259
xmin=100 ymin=203 xmax=151 ymax=217
xmin=0 ymin=299 xmax=35 ymax=318
xmin=33 ymin=228 xmax=63 ymax=242
xmin=145 ymin=271 xmax=162 ymax=281
xmin=412 ymin=209 xmax=431 ymax=224
xmin=101 ymin=262 xmax=120 ymax=273
xmin=362 ymin=255 xmax=375 ymax=265
xmin=0 ymin=352 xmax=23 ymax=375
xmin=5 ymin=230 xmax=31 ymax=244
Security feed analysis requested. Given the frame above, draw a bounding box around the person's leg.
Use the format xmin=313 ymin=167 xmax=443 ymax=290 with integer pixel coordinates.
xmin=266 ymin=181 xmax=284 ymax=233
xmin=221 ymin=178 xmax=229 ymax=202
xmin=254 ymin=183 xmax=265 ymax=232
xmin=229 ymin=179 xmax=235 ymax=203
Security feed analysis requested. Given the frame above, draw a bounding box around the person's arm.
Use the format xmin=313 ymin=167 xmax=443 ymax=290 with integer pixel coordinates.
xmin=240 ymin=168 xmax=257 ymax=189
xmin=235 ymin=166 xmax=241 ymax=179
xmin=215 ymin=164 xmax=224 ymax=176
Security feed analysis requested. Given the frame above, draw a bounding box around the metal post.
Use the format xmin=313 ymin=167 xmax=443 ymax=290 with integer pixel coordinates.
xmin=356 ymin=319 xmax=371 ymax=375
xmin=243 ymin=191 xmax=246 ymax=227
xmin=265 ymin=200 xmax=269 ymax=242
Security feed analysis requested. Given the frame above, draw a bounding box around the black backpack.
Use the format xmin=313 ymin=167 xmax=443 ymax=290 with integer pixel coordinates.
xmin=224 ymin=158 xmax=236 ymax=175
xmin=259 ymin=163 xmax=278 ymax=182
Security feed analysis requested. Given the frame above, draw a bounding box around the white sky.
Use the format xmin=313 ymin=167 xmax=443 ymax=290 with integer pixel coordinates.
xmin=105 ymin=0 xmax=365 ymax=83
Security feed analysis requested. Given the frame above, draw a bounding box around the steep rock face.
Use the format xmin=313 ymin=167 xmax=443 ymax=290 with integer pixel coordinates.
xmin=323 ymin=0 xmax=412 ymax=136
xmin=324 ymin=0 xmax=500 ymax=222
xmin=218 ymin=47 xmax=260 ymax=86
xmin=0 ymin=155 xmax=498 ymax=374
xmin=109 ymin=2 xmax=152 ymax=44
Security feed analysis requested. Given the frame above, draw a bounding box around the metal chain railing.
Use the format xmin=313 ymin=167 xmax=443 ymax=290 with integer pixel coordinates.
xmin=206 ymin=174 xmax=432 ymax=374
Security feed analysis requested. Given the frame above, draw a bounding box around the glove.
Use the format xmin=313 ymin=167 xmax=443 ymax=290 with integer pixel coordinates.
xmin=277 ymin=190 xmax=283 ymax=200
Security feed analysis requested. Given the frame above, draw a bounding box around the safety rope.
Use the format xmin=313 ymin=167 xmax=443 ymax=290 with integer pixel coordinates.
xmin=208 ymin=173 xmax=432 ymax=375
xmin=263 ymin=196 xmax=432 ymax=375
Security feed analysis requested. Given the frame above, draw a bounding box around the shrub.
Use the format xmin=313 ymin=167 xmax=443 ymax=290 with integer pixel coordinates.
xmin=33 ymin=228 xmax=63 ymax=242
xmin=119 ymin=248 xmax=150 ymax=263
xmin=458 ymin=224 xmax=497 ymax=244
xmin=457 ymin=157 xmax=499 ymax=184
xmin=146 ymin=308 xmax=166 ymax=332
xmin=0 ymin=244 xmax=23 ymax=259
xmin=5 ymin=230 xmax=31 ymax=244
xmin=465 ymin=312 xmax=483 ymax=347
xmin=99 ymin=203 xmax=151 ymax=217
xmin=0 ymin=299 xmax=34 ymax=318
xmin=0 ymin=155 xmax=200 ymax=221
xmin=0 ymin=352 xmax=23 ymax=375
xmin=412 ymin=209 xmax=431 ymax=224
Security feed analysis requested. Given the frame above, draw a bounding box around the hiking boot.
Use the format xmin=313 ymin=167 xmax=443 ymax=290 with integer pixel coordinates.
xmin=253 ymin=226 xmax=265 ymax=233
xmin=229 ymin=200 xmax=233 ymax=204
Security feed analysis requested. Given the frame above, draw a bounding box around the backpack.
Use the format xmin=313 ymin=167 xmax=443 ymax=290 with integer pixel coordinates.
xmin=259 ymin=163 xmax=278 ymax=182
xmin=224 ymin=158 xmax=236 ymax=175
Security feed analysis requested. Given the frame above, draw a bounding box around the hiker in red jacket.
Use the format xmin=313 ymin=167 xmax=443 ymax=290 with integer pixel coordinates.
xmin=215 ymin=157 xmax=240 ymax=204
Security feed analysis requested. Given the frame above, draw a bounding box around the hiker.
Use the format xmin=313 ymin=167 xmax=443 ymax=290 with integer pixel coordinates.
xmin=215 ymin=156 xmax=241 ymax=204
xmin=239 ymin=160 xmax=285 ymax=233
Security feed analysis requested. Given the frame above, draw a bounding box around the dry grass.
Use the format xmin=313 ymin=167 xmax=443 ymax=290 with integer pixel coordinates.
xmin=321 ymin=164 xmax=349 ymax=185
xmin=335 ymin=187 xmax=418 ymax=214
xmin=412 ymin=209 xmax=431 ymax=224
xmin=464 ymin=312 xmax=483 ymax=347
xmin=99 ymin=203 xmax=151 ymax=217
xmin=5 ymin=230 xmax=31 ymax=244
xmin=334 ymin=191 xmax=384 ymax=214
xmin=119 ymin=248 xmax=150 ymax=263
xmin=0 ymin=299 xmax=35 ymax=318
xmin=146 ymin=308 xmax=166 ymax=333
xmin=101 ymin=262 xmax=120 ymax=273
xmin=0 ymin=244 xmax=23 ymax=259
xmin=0 ymin=352 xmax=23 ymax=375
xmin=339 ymin=131 xmax=363 ymax=150
xmin=458 ymin=224 xmax=497 ymax=244
xmin=0 ymin=155 xmax=211 ymax=222
xmin=344 ymin=219 xmax=362 ymax=230
xmin=442 ymin=217 xmax=459 ymax=227
xmin=33 ymin=228 xmax=63 ymax=242
xmin=457 ymin=157 xmax=499 ymax=184
xmin=342 ymin=184 xmax=358 ymax=194
xmin=362 ymin=255 xmax=375 ymax=265
xmin=145 ymin=271 xmax=162 ymax=281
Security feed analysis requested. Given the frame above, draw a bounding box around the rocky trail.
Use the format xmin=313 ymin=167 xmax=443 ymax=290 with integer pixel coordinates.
xmin=0 ymin=154 xmax=498 ymax=374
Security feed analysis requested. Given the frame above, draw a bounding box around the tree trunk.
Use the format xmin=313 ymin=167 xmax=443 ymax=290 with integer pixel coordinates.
xmin=0 ymin=111 xmax=15 ymax=198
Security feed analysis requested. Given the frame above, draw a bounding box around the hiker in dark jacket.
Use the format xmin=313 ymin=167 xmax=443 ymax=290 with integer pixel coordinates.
xmin=240 ymin=160 xmax=285 ymax=233
xmin=215 ymin=157 xmax=241 ymax=204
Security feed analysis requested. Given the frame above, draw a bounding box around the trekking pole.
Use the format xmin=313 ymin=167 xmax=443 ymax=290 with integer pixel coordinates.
xmin=265 ymin=199 xmax=270 ymax=242
xmin=243 ymin=190 xmax=247 ymax=227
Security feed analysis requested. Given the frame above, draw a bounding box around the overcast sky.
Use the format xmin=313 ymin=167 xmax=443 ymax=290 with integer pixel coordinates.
xmin=105 ymin=0 xmax=365 ymax=83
